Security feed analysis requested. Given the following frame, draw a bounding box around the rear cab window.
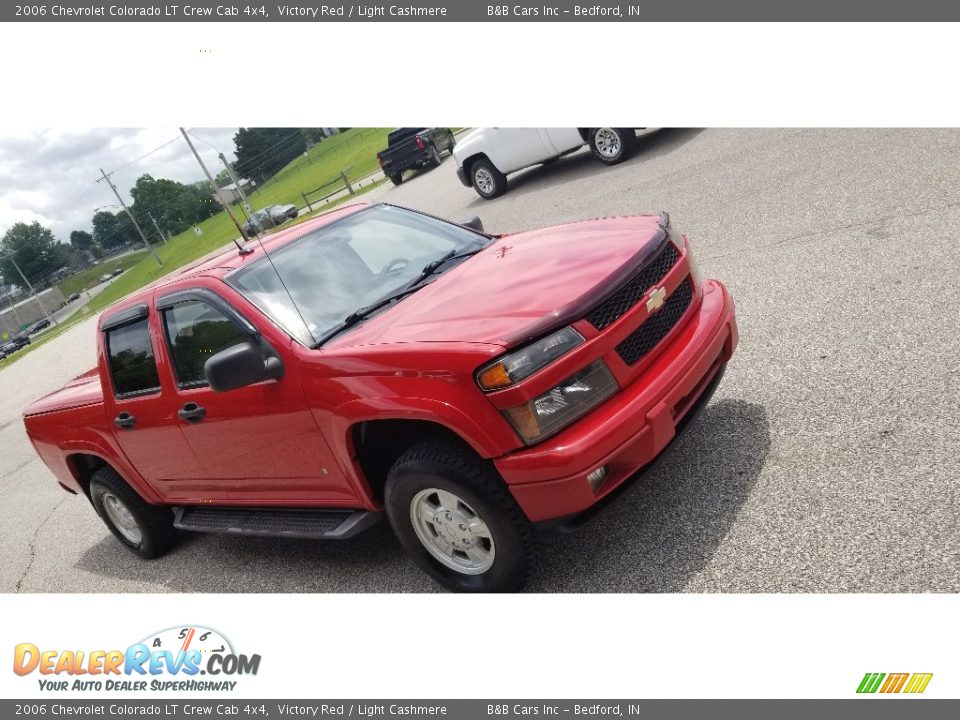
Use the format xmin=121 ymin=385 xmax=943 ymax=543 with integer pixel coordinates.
xmin=105 ymin=317 xmax=161 ymax=398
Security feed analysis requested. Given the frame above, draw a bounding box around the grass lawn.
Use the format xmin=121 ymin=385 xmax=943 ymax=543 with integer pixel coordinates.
xmin=58 ymin=250 xmax=149 ymax=296
xmin=248 ymin=128 xmax=389 ymax=206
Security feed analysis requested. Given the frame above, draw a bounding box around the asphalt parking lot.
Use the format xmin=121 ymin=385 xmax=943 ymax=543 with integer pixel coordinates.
xmin=2 ymin=128 xmax=959 ymax=593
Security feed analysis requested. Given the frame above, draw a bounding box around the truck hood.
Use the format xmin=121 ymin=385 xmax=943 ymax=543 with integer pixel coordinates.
xmin=327 ymin=214 xmax=667 ymax=350
xmin=23 ymin=367 xmax=103 ymax=416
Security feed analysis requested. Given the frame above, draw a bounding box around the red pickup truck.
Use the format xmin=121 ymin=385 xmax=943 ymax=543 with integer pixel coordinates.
xmin=23 ymin=203 xmax=737 ymax=592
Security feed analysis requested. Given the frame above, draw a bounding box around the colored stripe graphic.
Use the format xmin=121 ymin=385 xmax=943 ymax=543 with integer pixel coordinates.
xmin=857 ymin=672 xmax=932 ymax=694
xmin=904 ymin=673 xmax=933 ymax=694
xmin=880 ymin=673 xmax=909 ymax=693
xmin=857 ymin=673 xmax=885 ymax=693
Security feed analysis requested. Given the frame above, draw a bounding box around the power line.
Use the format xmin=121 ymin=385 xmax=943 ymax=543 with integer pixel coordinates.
xmin=97 ymin=169 xmax=163 ymax=268
xmin=106 ymin=134 xmax=182 ymax=174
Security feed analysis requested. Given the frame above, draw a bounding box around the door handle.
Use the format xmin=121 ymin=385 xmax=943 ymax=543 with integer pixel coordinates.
xmin=114 ymin=412 xmax=136 ymax=430
xmin=178 ymin=402 xmax=206 ymax=423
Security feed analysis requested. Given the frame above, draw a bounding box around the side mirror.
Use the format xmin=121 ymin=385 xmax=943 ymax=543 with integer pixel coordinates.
xmin=460 ymin=216 xmax=484 ymax=233
xmin=204 ymin=342 xmax=284 ymax=393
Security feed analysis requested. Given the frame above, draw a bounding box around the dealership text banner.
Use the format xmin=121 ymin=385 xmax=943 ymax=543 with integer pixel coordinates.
xmin=7 ymin=1 xmax=960 ymax=22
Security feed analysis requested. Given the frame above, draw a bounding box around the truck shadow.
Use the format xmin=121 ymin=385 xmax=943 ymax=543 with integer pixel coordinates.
xmin=465 ymin=128 xmax=705 ymax=207
xmin=530 ymin=398 xmax=770 ymax=592
xmin=74 ymin=397 xmax=767 ymax=593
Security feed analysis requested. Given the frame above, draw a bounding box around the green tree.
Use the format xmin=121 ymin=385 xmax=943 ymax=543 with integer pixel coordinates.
xmin=129 ymin=174 xmax=219 ymax=238
xmin=232 ymin=128 xmax=306 ymax=185
xmin=214 ymin=167 xmax=232 ymax=187
xmin=69 ymin=229 xmax=94 ymax=251
xmin=0 ymin=222 xmax=69 ymax=288
xmin=92 ymin=210 xmax=127 ymax=249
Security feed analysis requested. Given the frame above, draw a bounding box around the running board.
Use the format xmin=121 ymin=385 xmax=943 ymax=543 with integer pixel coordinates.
xmin=173 ymin=506 xmax=380 ymax=540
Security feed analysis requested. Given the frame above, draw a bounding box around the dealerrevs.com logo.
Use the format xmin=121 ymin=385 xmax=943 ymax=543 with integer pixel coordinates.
xmin=13 ymin=626 xmax=261 ymax=692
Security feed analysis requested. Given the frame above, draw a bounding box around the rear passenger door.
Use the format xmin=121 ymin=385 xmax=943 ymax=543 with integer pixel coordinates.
xmin=100 ymin=304 xmax=207 ymax=489
xmin=155 ymin=288 xmax=352 ymax=506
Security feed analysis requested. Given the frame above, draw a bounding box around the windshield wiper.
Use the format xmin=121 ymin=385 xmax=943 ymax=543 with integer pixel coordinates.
xmin=312 ymin=245 xmax=485 ymax=348
xmin=401 ymin=245 xmax=485 ymax=292
xmin=311 ymin=285 xmax=427 ymax=347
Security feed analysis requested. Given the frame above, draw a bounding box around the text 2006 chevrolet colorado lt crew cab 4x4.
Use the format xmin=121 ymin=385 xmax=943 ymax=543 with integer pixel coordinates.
xmin=23 ymin=203 xmax=737 ymax=592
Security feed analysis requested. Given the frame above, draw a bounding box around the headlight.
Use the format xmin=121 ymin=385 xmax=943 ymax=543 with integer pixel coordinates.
xmin=683 ymin=237 xmax=700 ymax=288
xmin=502 ymin=360 xmax=619 ymax=445
xmin=669 ymin=222 xmax=699 ymax=288
xmin=477 ymin=327 xmax=584 ymax=391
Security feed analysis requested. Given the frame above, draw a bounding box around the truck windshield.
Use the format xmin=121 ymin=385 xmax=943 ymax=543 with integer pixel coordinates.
xmin=227 ymin=205 xmax=487 ymax=346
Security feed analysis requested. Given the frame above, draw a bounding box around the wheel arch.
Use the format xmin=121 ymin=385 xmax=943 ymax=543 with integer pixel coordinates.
xmin=350 ymin=419 xmax=486 ymax=504
xmin=459 ymin=151 xmax=495 ymax=178
xmin=65 ymin=453 xmax=109 ymax=498
xmin=64 ymin=452 xmax=158 ymax=504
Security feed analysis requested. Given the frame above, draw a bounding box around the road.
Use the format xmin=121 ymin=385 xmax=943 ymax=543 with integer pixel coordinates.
xmin=2 ymin=128 xmax=959 ymax=593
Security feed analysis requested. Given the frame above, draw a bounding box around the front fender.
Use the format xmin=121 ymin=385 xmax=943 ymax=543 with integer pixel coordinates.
xmin=330 ymin=395 xmax=508 ymax=462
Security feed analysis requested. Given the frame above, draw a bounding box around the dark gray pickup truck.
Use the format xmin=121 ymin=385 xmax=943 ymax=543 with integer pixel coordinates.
xmin=377 ymin=128 xmax=456 ymax=186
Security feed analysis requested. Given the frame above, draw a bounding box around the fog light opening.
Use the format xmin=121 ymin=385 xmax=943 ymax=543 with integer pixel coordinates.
xmin=586 ymin=465 xmax=608 ymax=492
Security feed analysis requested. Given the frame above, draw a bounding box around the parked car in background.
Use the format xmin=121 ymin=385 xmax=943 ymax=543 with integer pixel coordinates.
xmin=241 ymin=210 xmax=273 ymax=238
xmin=377 ymin=128 xmax=457 ymax=186
xmin=453 ymin=128 xmax=656 ymax=199
xmin=65 ymin=293 xmax=82 ymax=304
xmin=241 ymin=205 xmax=298 ymax=239
xmin=112 ymin=267 xmax=124 ymax=277
xmin=28 ymin=318 xmax=51 ymax=334
xmin=99 ymin=274 xmax=113 ymax=284
xmin=0 ymin=333 xmax=30 ymax=359
xmin=22 ymin=202 xmax=737 ymax=592
xmin=266 ymin=204 xmax=298 ymax=225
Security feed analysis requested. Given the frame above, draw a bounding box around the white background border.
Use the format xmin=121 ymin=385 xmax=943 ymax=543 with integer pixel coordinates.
xmin=2 ymin=594 xmax=958 ymax=698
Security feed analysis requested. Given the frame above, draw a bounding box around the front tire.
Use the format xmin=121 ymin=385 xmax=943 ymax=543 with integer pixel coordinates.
xmin=469 ymin=158 xmax=508 ymax=199
xmin=89 ymin=466 xmax=177 ymax=559
xmin=385 ymin=439 xmax=537 ymax=592
xmin=589 ymin=127 xmax=636 ymax=165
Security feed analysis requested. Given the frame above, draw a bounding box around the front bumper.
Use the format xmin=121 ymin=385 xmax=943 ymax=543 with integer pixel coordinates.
xmin=455 ymin=166 xmax=471 ymax=187
xmin=495 ymin=279 xmax=738 ymax=522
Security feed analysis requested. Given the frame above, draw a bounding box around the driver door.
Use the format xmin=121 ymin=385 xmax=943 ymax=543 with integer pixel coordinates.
xmin=154 ymin=288 xmax=355 ymax=507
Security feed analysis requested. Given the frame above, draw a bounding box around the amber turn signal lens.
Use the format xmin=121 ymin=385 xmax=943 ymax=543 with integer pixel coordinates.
xmin=502 ymin=404 xmax=543 ymax=442
xmin=477 ymin=363 xmax=512 ymax=390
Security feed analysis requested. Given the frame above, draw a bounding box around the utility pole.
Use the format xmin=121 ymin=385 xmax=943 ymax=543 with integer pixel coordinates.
xmin=218 ymin=152 xmax=262 ymax=235
xmin=147 ymin=212 xmax=168 ymax=244
xmin=2 ymin=253 xmax=55 ymax=326
xmin=9 ymin=298 xmax=23 ymax=327
xmin=180 ymin=128 xmax=249 ymax=253
xmin=98 ymin=169 xmax=164 ymax=267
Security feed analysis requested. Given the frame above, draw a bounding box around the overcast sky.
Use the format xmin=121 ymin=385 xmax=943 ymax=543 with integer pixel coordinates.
xmin=0 ymin=127 xmax=239 ymax=243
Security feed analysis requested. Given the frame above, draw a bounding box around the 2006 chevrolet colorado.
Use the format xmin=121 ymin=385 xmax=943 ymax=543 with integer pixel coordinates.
xmin=23 ymin=203 xmax=737 ymax=592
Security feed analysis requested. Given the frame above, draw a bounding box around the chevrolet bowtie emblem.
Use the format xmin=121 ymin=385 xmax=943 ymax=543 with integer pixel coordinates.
xmin=646 ymin=286 xmax=667 ymax=313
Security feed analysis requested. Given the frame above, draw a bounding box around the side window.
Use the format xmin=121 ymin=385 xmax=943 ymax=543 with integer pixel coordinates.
xmin=162 ymin=300 xmax=250 ymax=387
xmin=106 ymin=318 xmax=161 ymax=397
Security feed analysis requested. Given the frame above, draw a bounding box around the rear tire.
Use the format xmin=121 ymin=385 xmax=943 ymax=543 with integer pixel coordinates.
xmin=389 ymin=173 xmax=403 ymax=186
xmin=89 ymin=466 xmax=177 ymax=559
xmin=469 ymin=158 xmax=508 ymax=199
xmin=384 ymin=439 xmax=537 ymax=592
xmin=589 ymin=127 xmax=636 ymax=165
